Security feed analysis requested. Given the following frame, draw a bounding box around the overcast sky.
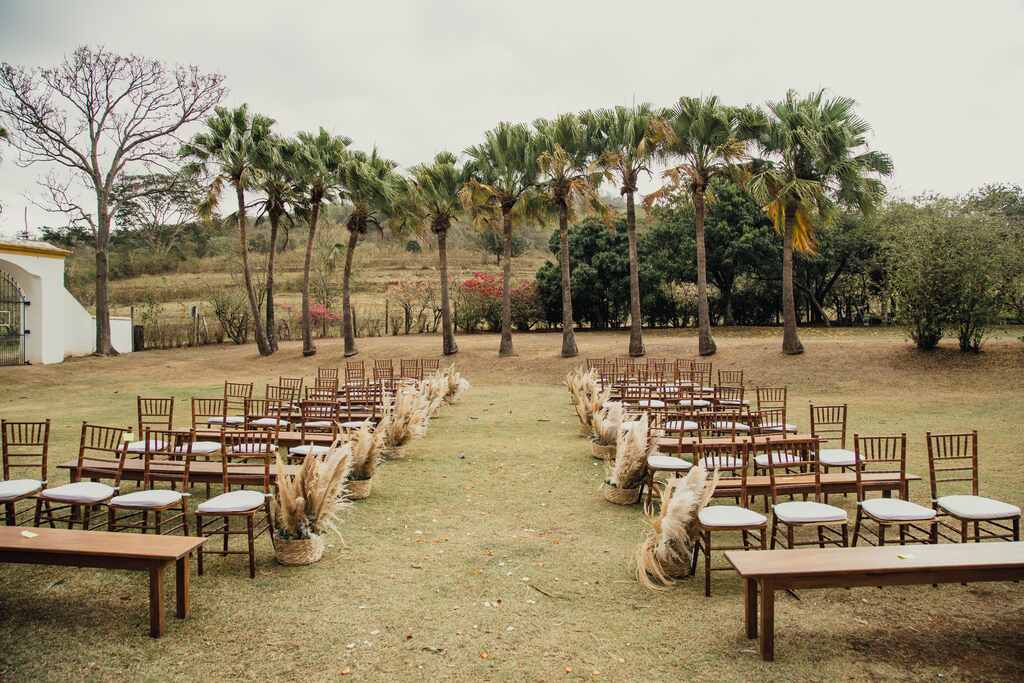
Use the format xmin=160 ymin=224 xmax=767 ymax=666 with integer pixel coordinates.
xmin=1 ymin=0 xmax=1023 ymax=235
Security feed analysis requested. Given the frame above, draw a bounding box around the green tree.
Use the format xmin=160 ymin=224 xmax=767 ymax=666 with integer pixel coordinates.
xmin=290 ymin=128 xmax=352 ymax=357
xmin=461 ymin=122 xmax=542 ymax=356
xmin=180 ymin=104 xmax=276 ymax=356
xmin=746 ymin=90 xmax=893 ymax=354
xmin=337 ymin=148 xmax=401 ymax=356
xmin=534 ymin=113 xmax=608 ymax=357
xmin=408 ymin=151 xmax=471 ymax=356
xmin=584 ymin=104 xmax=661 ymax=356
xmin=648 ymin=96 xmax=750 ymax=355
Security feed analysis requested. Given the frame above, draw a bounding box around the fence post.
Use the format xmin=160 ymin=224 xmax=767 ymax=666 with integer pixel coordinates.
xmin=385 ymin=299 xmax=389 ymax=336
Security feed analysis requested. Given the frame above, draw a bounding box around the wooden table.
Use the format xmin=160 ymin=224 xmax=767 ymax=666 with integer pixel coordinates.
xmin=58 ymin=458 xmax=299 ymax=486
xmin=655 ymin=433 xmax=816 ymax=454
xmin=725 ymin=542 xmax=1024 ymax=661
xmin=170 ymin=428 xmax=335 ymax=449
xmin=713 ymin=472 xmax=921 ymax=499
xmin=0 ymin=526 xmax=205 ymax=637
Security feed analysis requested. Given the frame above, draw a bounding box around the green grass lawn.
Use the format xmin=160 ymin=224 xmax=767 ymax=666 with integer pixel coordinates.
xmin=0 ymin=328 xmax=1022 ymax=681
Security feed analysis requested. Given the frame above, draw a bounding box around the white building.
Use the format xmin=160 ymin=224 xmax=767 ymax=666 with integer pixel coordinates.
xmin=0 ymin=239 xmax=132 ymax=365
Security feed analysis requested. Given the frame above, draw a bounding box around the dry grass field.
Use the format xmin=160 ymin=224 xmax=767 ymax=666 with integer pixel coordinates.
xmin=0 ymin=327 xmax=1022 ymax=681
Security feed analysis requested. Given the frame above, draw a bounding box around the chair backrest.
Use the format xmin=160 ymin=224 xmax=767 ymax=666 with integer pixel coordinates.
xmin=1 ymin=419 xmax=50 ymax=482
xmin=753 ymin=408 xmax=787 ymax=435
xmin=374 ymin=359 xmax=393 ymax=371
xmin=317 ymin=367 xmax=339 ymax=383
xmin=400 ymin=359 xmax=423 ymax=381
xmin=219 ymin=431 xmax=274 ymax=493
xmin=373 ymin=365 xmax=395 ymax=382
xmin=421 ymin=358 xmax=440 ymax=373
xmin=926 ymin=430 xmax=979 ymax=499
xmin=345 ymin=361 xmax=365 ymax=382
xmin=761 ymin=436 xmax=822 ymax=504
xmin=717 ymin=369 xmax=744 ymax=388
xmin=298 ymin=400 xmax=341 ymax=441
xmin=76 ymin=422 xmax=131 ymax=483
xmin=854 ymin=433 xmax=907 ymax=501
xmin=266 ymin=384 xmax=299 ymax=405
xmin=690 ymin=361 xmax=712 ymax=387
xmin=192 ymin=397 xmax=227 ymax=429
xmin=756 ymin=386 xmax=787 ymax=411
xmin=137 ymin=396 xmax=174 ymax=435
xmin=714 ymin=385 xmax=745 ymax=406
xmin=305 ymin=386 xmax=336 ymax=401
xmin=695 ymin=442 xmax=751 ymax=506
xmin=279 ymin=376 xmax=304 ymax=393
xmin=314 ymin=376 xmax=339 ymax=393
xmin=224 ymin=382 xmax=253 ymax=415
xmin=138 ymin=428 xmax=190 ymax=489
xmin=810 ymin=404 xmax=848 ymax=449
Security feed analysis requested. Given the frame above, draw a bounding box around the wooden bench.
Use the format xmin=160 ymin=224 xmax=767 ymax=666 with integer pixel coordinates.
xmin=725 ymin=542 xmax=1024 ymax=661
xmin=713 ymin=471 xmax=921 ymax=500
xmin=655 ymin=433 xmax=816 ymax=453
xmin=0 ymin=526 xmax=205 ymax=637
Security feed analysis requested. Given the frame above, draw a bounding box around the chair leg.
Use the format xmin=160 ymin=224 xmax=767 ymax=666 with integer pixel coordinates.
xmin=769 ymin=516 xmax=779 ymax=549
xmin=181 ymin=501 xmax=190 ymax=537
xmin=973 ymin=521 xmax=980 ymax=543
xmin=852 ymin=509 xmax=862 ymax=547
xmin=247 ymin=515 xmax=256 ymax=579
xmin=3 ymin=502 xmax=14 ymax=526
xmin=107 ymin=506 xmax=116 ymax=532
xmin=960 ymin=520 xmax=968 ymax=543
xmin=223 ymin=517 xmax=230 ymax=553
xmin=899 ymin=524 xmax=907 ymax=545
xmin=786 ymin=524 xmax=795 ymax=550
xmin=704 ymin=531 xmax=712 ymax=597
xmin=840 ymin=523 xmax=849 ymax=547
xmin=1013 ymin=517 xmax=1020 ymax=542
xmin=878 ymin=524 xmax=886 ymax=547
xmin=816 ymin=526 xmax=825 ymax=549
xmin=154 ymin=510 xmax=162 ymax=535
xmin=929 ymin=521 xmax=938 ymax=545
xmin=33 ymin=498 xmax=43 ymax=527
xmin=82 ymin=505 xmax=92 ymax=532
xmin=196 ymin=514 xmax=205 ymax=576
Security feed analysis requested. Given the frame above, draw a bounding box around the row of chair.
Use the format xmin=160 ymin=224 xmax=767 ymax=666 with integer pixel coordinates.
xmin=589 ymin=358 xmax=739 ymax=388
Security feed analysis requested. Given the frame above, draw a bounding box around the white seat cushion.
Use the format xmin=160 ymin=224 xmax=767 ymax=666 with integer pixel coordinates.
xmin=701 ymin=455 xmax=744 ymax=470
xmin=125 ymin=439 xmax=168 ymax=453
xmin=302 ymin=420 xmax=334 ymax=429
xmin=177 ymin=441 xmax=221 ymax=455
xmin=110 ymin=489 xmax=182 ymax=508
xmin=207 ymin=416 xmax=244 ymax=425
xmin=663 ymin=420 xmax=698 ymax=432
xmin=761 ymin=423 xmax=798 ymax=433
xmin=860 ymin=498 xmax=936 ymax=522
xmin=820 ymin=448 xmax=856 ymax=467
xmin=647 ymin=454 xmax=692 ymax=471
xmin=699 ymin=505 xmax=767 ymax=528
xmin=288 ymin=444 xmax=331 ymax=456
xmin=754 ymin=451 xmax=801 ymax=468
xmin=229 ymin=443 xmax=276 ymax=454
xmin=39 ymin=481 xmax=115 ymax=504
xmin=197 ymin=489 xmax=267 ymax=514
xmin=774 ymin=501 xmax=848 ymax=524
xmin=340 ymin=421 xmax=367 ymax=430
xmin=712 ymin=421 xmax=751 ymax=432
xmin=678 ymin=399 xmax=711 ymax=408
xmin=250 ymin=417 xmax=289 ymax=427
xmin=638 ymin=399 xmax=665 ymax=408
xmin=717 ymin=399 xmax=750 ymax=406
xmin=936 ymin=495 xmax=1021 ymax=521
xmin=0 ymin=479 xmax=44 ymax=502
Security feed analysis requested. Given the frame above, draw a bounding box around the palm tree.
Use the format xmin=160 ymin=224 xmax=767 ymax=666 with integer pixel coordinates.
xmin=460 ymin=122 xmax=542 ymax=357
xmin=648 ymin=96 xmax=750 ymax=356
xmin=290 ymin=128 xmax=352 ymax=357
xmin=337 ymin=148 xmax=401 ymax=357
xmin=408 ymin=151 xmax=470 ymax=356
xmin=746 ymin=90 xmax=893 ymax=354
xmin=180 ymin=104 xmax=276 ymax=356
xmin=534 ymin=113 xmax=608 ymax=358
xmin=252 ymin=134 xmax=299 ymax=353
xmin=584 ymin=104 xmax=660 ymax=357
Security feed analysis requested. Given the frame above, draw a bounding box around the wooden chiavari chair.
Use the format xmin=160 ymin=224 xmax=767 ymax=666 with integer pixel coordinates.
xmin=305 ymin=386 xmax=337 ymax=401
xmin=717 ymin=369 xmax=744 ymax=389
xmin=753 ymin=408 xmax=794 ymax=436
xmin=690 ymin=361 xmax=713 ymax=388
xmin=278 ymin=376 xmax=304 ymax=396
xmin=339 ymin=385 xmax=379 ymax=428
xmin=288 ymin=400 xmax=340 ymax=461
xmin=421 ymin=358 xmax=440 ymax=374
xmin=345 ymin=360 xmax=366 ymax=384
xmin=245 ymin=398 xmax=290 ymax=435
xmin=756 ymin=386 xmax=786 ymax=411
xmin=400 ymin=359 xmax=423 ymax=381
xmin=810 ymin=403 xmax=856 ymax=473
xmin=676 ymin=377 xmax=712 ymax=411
xmin=221 ymin=381 xmax=253 ymax=426
xmin=107 ymin=429 xmax=192 ymax=535
xmin=927 ymin=431 xmax=1021 ymax=543
xmin=693 ymin=442 xmax=767 ymax=596
xmin=851 ymin=434 xmax=937 ymax=546
xmin=35 ymin=423 xmax=130 ymax=530
xmin=714 ymin=385 xmax=747 ymax=409
xmin=316 ymin=367 xmax=339 ymax=387
xmin=764 ymin=436 xmax=848 ymax=549
xmin=1 ymin=419 xmax=49 ymax=526
xmin=195 ymin=430 xmax=275 ymax=579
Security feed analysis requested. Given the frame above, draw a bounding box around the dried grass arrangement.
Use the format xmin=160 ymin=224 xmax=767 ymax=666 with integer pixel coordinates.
xmin=635 ymin=464 xmax=720 ymax=590
xmin=591 ymin=402 xmax=625 ymax=460
xmin=377 ymin=384 xmax=429 ymax=452
xmin=272 ymin=440 xmax=352 ymax=564
xmin=347 ymin=421 xmax=385 ymax=483
xmin=603 ymin=414 xmax=650 ymax=503
xmin=443 ymin=364 xmax=471 ymax=403
xmin=420 ymin=371 xmax=447 ymax=418
xmin=566 ymin=366 xmax=610 ymax=435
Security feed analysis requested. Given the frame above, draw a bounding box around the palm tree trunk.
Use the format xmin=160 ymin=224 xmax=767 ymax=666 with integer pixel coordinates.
xmin=437 ymin=227 xmax=458 ymax=355
xmin=693 ymin=188 xmax=716 ymax=356
xmin=558 ymin=200 xmax=578 ymax=357
xmin=341 ymin=228 xmax=359 ymax=357
xmin=625 ymin=190 xmax=645 ymax=357
xmin=236 ymin=185 xmax=272 ymax=356
xmin=265 ymin=209 xmax=280 ymax=352
xmin=301 ymin=201 xmax=320 ymax=357
xmin=499 ymin=206 xmax=515 ymax=356
xmin=781 ymin=208 xmax=804 ymax=355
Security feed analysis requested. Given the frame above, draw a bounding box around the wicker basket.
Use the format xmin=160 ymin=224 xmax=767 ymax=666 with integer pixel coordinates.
xmin=602 ymin=483 xmax=641 ymax=505
xmin=347 ymin=478 xmax=372 ymax=500
xmin=274 ymin=534 xmax=325 ymax=566
xmin=591 ymin=442 xmax=615 ymax=460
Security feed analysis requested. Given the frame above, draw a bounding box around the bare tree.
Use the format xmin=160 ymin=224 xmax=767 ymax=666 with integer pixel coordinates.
xmin=112 ymin=173 xmax=207 ymax=259
xmin=0 ymin=46 xmax=225 ymax=354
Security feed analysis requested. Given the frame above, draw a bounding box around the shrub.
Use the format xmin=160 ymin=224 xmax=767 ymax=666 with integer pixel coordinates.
xmin=209 ymin=288 xmax=251 ymax=345
xmin=405 ymin=240 xmax=422 ymax=254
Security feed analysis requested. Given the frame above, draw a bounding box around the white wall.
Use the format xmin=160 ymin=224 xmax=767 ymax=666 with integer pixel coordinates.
xmin=110 ymin=316 xmax=133 ymax=354
xmin=62 ymin=289 xmax=95 ymax=357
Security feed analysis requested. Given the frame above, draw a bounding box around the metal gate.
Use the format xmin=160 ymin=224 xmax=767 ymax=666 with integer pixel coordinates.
xmin=0 ymin=270 xmax=27 ymax=366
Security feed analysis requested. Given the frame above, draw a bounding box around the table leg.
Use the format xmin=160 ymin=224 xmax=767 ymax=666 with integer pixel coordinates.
xmin=175 ymin=555 xmax=190 ymax=619
xmin=759 ymin=580 xmax=774 ymax=662
xmin=882 ymin=487 xmax=892 ymax=499
xmin=149 ymin=565 xmax=165 ymax=638
xmin=744 ymin=578 xmax=758 ymax=639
